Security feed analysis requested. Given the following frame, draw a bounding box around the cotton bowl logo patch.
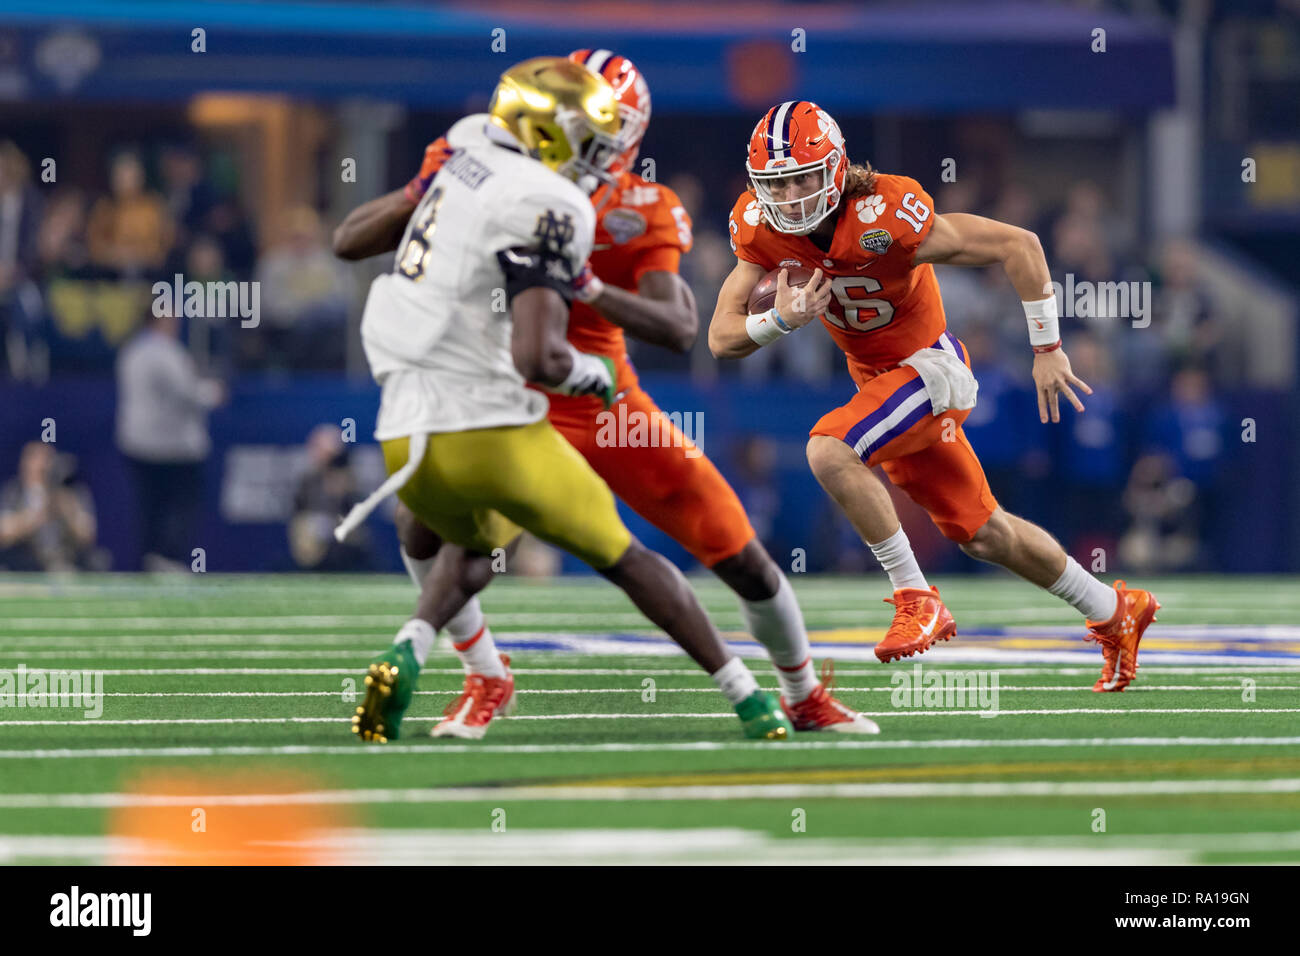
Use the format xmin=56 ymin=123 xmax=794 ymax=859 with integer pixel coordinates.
xmin=603 ymin=208 xmax=648 ymax=245
xmin=779 ymin=258 xmax=803 ymax=268
xmin=859 ymin=228 xmax=892 ymax=255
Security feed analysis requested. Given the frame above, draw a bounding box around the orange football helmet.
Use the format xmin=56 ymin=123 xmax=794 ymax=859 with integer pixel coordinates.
xmin=569 ymin=48 xmax=651 ymax=172
xmin=746 ymin=100 xmax=847 ymax=235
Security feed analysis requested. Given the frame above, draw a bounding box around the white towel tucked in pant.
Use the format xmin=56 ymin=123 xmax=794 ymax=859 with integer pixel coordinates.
xmin=899 ymin=346 xmax=979 ymax=416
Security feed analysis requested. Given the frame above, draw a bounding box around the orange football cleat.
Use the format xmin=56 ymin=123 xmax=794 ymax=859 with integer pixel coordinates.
xmin=782 ymin=660 xmax=880 ymax=733
xmin=874 ymin=586 xmax=956 ymax=663
xmin=1087 ymin=581 xmax=1160 ymax=692
xmin=431 ymin=654 xmax=517 ymax=739
xmin=782 ymin=685 xmax=881 ymax=734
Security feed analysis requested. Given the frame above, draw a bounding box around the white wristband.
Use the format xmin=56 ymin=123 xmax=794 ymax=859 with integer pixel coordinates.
xmin=1023 ymin=296 xmax=1060 ymax=347
xmin=745 ymin=308 xmax=791 ymax=347
xmin=552 ymin=343 xmax=612 ymax=396
xmin=573 ymin=274 xmax=604 ymax=304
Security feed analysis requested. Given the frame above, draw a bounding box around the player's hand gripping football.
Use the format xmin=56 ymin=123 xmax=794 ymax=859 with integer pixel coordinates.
xmin=1032 ymin=347 xmax=1093 ymax=423
xmin=774 ymin=267 xmax=833 ymax=329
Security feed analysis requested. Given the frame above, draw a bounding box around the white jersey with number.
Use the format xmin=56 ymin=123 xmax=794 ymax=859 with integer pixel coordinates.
xmin=360 ymin=115 xmax=596 ymax=439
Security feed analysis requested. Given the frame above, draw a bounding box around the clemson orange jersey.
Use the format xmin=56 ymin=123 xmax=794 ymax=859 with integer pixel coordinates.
xmin=553 ymin=169 xmax=693 ymax=406
xmin=728 ymin=172 xmax=946 ymax=384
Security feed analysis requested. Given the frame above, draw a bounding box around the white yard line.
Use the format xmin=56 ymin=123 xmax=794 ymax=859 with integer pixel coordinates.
xmin=10 ymin=684 xmax=1297 ymax=700
xmin=2 ymin=735 xmax=1299 ymax=759
xmin=4 ymin=707 xmax=1300 ymax=726
xmin=5 ymin=649 xmax=1300 ymax=667
xmin=65 ymin=665 xmax=1300 ymax=677
xmin=16 ymin=828 xmax=1299 ymax=865
xmin=5 ymin=611 xmax=1299 ymax=630
xmin=4 ymin=777 xmax=1300 ymax=808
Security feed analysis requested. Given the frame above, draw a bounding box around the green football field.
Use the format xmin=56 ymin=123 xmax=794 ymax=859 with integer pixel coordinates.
xmin=1 ymin=572 xmax=1298 ymax=864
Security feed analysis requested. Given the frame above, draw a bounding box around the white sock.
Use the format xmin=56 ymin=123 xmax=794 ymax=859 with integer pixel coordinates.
xmin=738 ymin=576 xmax=817 ymax=703
xmin=868 ymin=527 xmax=929 ymax=591
xmin=400 ymin=548 xmax=433 ymax=589
xmin=393 ymin=618 xmax=436 ymax=667
xmin=711 ymin=656 xmax=760 ymax=705
xmin=773 ymin=658 xmax=818 ymax=704
xmin=446 ymin=598 xmax=505 ymax=677
xmin=1048 ymin=557 xmax=1119 ymax=622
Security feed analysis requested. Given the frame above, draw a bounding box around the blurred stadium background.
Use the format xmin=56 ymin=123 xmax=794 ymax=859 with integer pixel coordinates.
xmin=4 ymin=0 xmax=1300 ymax=871
xmin=0 ymin=0 xmax=1296 ymax=578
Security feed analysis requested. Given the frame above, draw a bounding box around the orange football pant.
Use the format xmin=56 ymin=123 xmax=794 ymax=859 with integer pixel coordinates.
xmin=810 ymin=332 xmax=998 ymax=542
xmin=548 ymin=386 xmax=756 ymax=567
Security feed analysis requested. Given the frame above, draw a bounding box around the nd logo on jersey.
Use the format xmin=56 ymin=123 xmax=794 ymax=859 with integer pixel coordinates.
xmin=533 ymin=209 xmax=575 ymax=253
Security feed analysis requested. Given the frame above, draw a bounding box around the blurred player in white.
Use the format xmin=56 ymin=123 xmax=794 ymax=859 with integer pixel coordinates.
xmin=336 ymin=57 xmax=793 ymax=743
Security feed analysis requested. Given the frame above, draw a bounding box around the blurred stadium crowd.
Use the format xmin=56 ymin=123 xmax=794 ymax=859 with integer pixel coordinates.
xmin=0 ymin=128 xmax=1244 ymax=576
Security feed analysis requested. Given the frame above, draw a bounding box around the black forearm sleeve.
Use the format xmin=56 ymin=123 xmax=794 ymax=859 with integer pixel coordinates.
xmin=496 ymin=246 xmax=574 ymax=304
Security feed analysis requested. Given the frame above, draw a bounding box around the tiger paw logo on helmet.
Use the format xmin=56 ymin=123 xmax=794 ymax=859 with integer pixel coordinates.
xmin=855 ymin=194 xmax=886 ymax=224
xmin=814 ymin=109 xmax=844 ymax=149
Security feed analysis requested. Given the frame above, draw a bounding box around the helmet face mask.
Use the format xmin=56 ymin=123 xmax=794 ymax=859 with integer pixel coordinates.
xmin=568 ymin=49 xmax=651 ymax=175
xmin=748 ymin=157 xmax=841 ymax=235
xmin=746 ymin=101 xmax=847 ymax=235
xmin=553 ymin=107 xmax=624 ymax=193
xmin=613 ymin=100 xmax=648 ymax=170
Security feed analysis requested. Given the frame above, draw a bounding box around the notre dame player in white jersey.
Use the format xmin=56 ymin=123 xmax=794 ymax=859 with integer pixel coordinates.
xmin=336 ymin=57 xmax=792 ymax=743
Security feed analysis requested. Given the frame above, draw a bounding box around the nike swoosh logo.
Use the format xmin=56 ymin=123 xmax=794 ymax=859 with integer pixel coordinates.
xmin=1034 ymin=319 xmax=1045 ymax=330
xmin=856 ymin=263 xmax=871 ymax=270
xmin=918 ymin=608 xmax=941 ymax=638
xmin=1103 ymin=651 xmax=1123 ymax=690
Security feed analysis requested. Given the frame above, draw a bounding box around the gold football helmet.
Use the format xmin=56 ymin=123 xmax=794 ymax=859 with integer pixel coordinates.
xmin=488 ymin=56 xmax=623 ymax=192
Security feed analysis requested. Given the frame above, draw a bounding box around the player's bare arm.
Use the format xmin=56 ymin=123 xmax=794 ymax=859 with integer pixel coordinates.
xmin=332 ymin=188 xmax=417 ymax=261
xmin=583 ymin=268 xmax=698 ymax=352
xmin=914 ymin=212 xmax=1093 ymax=425
xmin=708 ymin=260 xmax=832 ymax=359
xmin=510 ymin=286 xmax=579 ymax=386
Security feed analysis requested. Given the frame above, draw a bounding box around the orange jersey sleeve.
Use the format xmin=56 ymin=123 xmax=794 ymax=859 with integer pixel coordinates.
xmin=591 ymin=175 xmax=693 ymax=286
xmin=563 ymin=175 xmax=694 ymax=397
xmin=727 ymin=193 xmax=770 ymax=266
xmin=728 ymin=174 xmax=948 ymax=382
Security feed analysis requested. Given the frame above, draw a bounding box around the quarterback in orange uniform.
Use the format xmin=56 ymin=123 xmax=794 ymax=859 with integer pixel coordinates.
xmin=710 ymin=100 xmax=1160 ymax=690
xmin=336 ymin=56 xmax=877 ymax=737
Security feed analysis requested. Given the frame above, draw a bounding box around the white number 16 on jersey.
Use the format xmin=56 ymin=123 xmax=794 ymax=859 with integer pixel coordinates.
xmin=821 ymin=275 xmax=894 ymax=333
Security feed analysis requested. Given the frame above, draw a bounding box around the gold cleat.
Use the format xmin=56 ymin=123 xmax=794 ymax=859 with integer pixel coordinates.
xmin=352 ymin=661 xmax=398 ymax=744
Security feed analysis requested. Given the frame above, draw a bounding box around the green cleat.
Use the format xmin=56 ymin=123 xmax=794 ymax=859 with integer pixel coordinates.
xmin=350 ymin=642 xmax=420 ymax=743
xmin=735 ymin=690 xmax=793 ymax=741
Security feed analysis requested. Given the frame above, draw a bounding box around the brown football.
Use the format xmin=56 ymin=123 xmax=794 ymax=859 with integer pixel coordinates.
xmin=746 ymin=265 xmax=818 ymax=314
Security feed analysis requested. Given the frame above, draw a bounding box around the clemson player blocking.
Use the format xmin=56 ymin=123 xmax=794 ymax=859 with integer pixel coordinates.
xmin=338 ymin=53 xmax=877 ymax=738
xmin=709 ymin=101 xmax=1159 ymax=691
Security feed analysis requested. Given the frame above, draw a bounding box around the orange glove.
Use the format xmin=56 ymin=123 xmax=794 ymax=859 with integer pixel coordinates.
xmin=404 ymin=137 xmax=453 ymax=203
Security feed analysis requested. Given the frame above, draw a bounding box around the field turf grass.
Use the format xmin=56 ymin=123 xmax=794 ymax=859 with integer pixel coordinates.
xmin=1 ymin=573 xmax=1298 ymax=864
